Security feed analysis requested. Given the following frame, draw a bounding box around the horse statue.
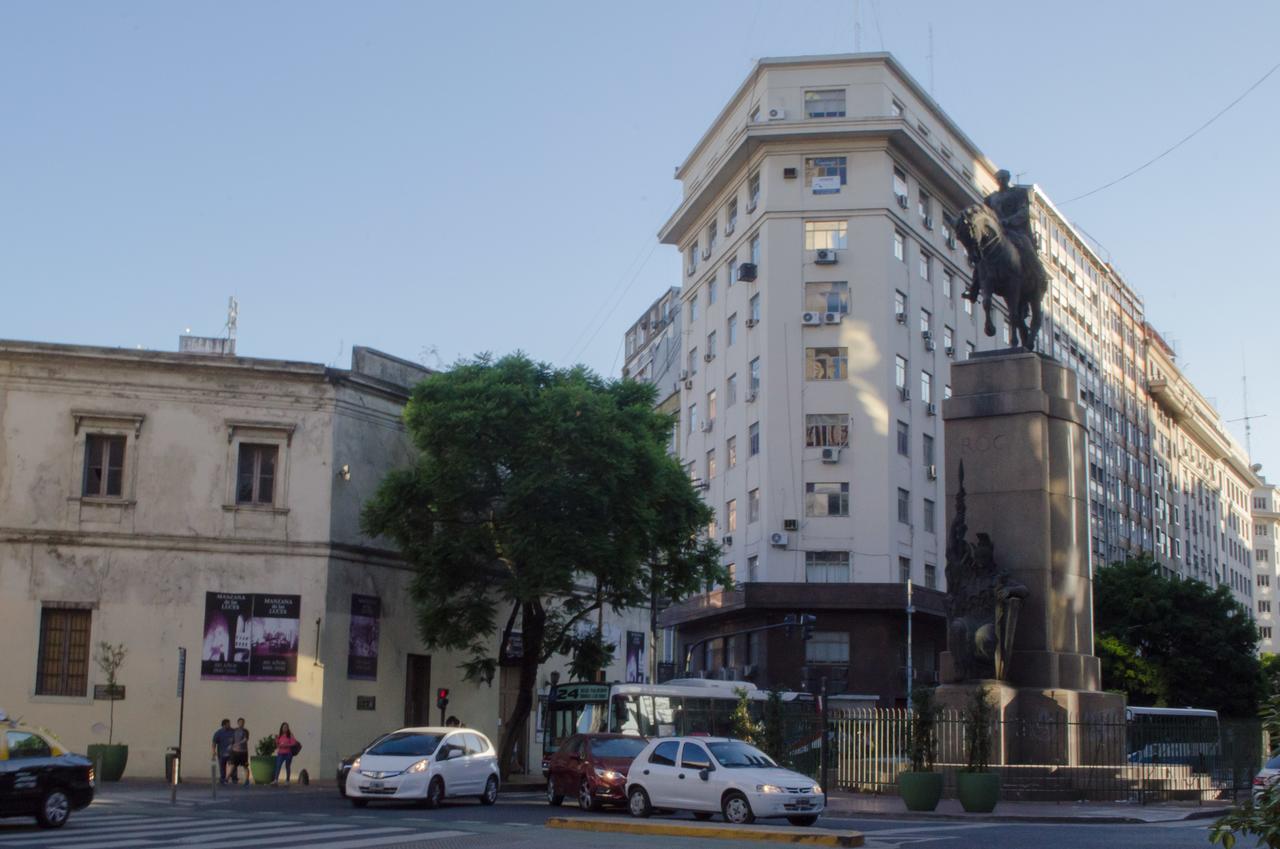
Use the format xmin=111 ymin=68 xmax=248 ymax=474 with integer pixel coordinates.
xmin=950 ymin=203 xmax=1048 ymax=352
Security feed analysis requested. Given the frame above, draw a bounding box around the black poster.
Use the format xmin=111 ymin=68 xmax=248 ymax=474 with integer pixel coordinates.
xmin=347 ymin=594 xmax=381 ymax=681
xmin=201 ymin=592 xmax=300 ymax=681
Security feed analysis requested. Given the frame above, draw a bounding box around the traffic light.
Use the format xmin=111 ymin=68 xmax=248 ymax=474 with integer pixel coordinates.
xmin=436 ymin=688 xmax=450 ymax=710
xmin=782 ymin=613 xmax=797 ymax=637
xmin=800 ymin=614 xmax=817 ymax=641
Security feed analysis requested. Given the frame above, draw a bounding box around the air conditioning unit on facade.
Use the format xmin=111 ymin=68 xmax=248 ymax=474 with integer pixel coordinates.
xmin=821 ymin=447 xmax=841 ymax=464
xmin=783 ymin=167 xmax=798 ymax=179
xmin=679 ymin=369 xmax=689 ymax=380
xmin=945 ymin=346 xmax=956 ymax=358
xmin=745 ymin=318 xmax=759 ymax=328
xmin=769 ymin=531 xmax=789 ymax=547
xmin=802 ymin=311 xmax=822 ymax=326
xmin=737 ymin=263 xmax=758 ymax=282
xmin=925 ymin=339 xmax=936 ymax=352
xmin=823 ymin=312 xmax=841 ymax=325
xmin=926 ymin=402 xmax=937 ymax=416
xmin=704 ymin=352 xmax=714 ymax=362
xmin=701 ymin=420 xmax=714 ymax=432
xmin=746 ymin=390 xmax=758 ymax=402
xmin=896 ymin=194 xmax=909 ymax=209
xmin=684 ymin=379 xmax=694 ymax=390
xmin=815 ymin=249 xmax=838 ymax=265
xmin=899 ymin=386 xmax=911 ymax=402
xmin=694 ymin=479 xmax=710 ymax=491
xmin=896 ymin=311 xmax=907 ymax=324
xmin=924 ymin=216 xmax=934 ymax=230
xmin=927 ymin=464 xmax=938 ymax=480
xmin=723 ymin=535 xmax=733 ymax=547
xmin=701 ymin=245 xmax=712 ymax=260
xmin=767 ymin=106 xmax=786 ymax=121
xmin=783 ymin=519 xmax=799 ymax=532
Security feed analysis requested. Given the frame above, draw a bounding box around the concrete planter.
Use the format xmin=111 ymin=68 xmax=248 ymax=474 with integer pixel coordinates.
xmin=86 ymin=744 xmax=128 ymax=782
xmin=956 ymin=772 xmax=1000 ymax=813
xmin=898 ymin=771 xmax=943 ymax=811
xmin=249 ymin=755 xmax=276 ymax=785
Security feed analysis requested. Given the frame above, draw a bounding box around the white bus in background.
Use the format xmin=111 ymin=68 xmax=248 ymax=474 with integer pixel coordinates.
xmin=1125 ymin=706 xmax=1221 ymax=769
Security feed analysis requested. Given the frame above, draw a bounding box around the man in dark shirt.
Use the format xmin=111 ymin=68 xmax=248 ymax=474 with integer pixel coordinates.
xmin=228 ymin=718 xmax=250 ymax=785
xmin=211 ymin=718 xmax=235 ymax=785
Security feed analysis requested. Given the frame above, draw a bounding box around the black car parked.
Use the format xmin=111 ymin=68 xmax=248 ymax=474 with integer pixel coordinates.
xmin=0 ymin=723 xmax=95 ymax=828
xmin=337 ymin=733 xmax=391 ymax=797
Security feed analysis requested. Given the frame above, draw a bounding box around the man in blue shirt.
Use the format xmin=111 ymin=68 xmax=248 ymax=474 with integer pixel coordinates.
xmin=211 ymin=719 xmax=235 ymax=785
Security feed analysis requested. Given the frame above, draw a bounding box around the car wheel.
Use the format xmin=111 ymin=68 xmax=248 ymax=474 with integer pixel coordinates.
xmin=721 ymin=791 xmax=755 ymax=825
xmin=693 ymin=811 xmax=714 ymax=821
xmin=423 ymin=777 xmax=444 ymax=809
xmin=36 ymin=789 xmax=71 ymax=829
xmin=579 ymin=779 xmax=599 ymax=812
xmin=787 ymin=815 xmax=818 ymax=826
xmin=350 ymin=799 xmax=368 ymax=809
xmin=627 ymin=786 xmax=652 ymax=818
xmin=546 ymin=779 xmax=564 ymax=806
xmin=480 ymin=776 xmax=498 ymax=806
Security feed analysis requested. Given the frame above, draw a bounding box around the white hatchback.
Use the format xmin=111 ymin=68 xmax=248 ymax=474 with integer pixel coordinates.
xmin=625 ymin=737 xmax=823 ymax=826
xmin=345 ymin=727 xmax=499 ymax=808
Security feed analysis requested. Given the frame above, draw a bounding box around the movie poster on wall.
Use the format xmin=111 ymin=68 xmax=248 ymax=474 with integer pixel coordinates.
xmin=625 ymin=631 xmax=647 ymax=683
xmin=346 ymin=594 xmax=381 ymax=680
xmin=201 ymin=592 xmax=301 ymax=681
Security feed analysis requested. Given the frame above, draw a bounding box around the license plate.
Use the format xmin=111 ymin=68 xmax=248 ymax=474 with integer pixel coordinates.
xmin=369 ymin=780 xmax=384 ymax=789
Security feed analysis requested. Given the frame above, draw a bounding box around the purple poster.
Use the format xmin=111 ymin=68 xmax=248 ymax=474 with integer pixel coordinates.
xmin=202 ymin=592 xmax=300 ymax=681
xmin=625 ymin=631 xmax=647 ymax=683
xmin=347 ymin=594 xmax=380 ymax=680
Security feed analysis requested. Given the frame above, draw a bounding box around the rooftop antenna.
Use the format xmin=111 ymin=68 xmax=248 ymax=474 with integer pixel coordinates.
xmin=927 ymin=24 xmax=935 ymax=95
xmin=225 ymin=296 xmax=238 ymax=341
xmin=1227 ymin=354 xmax=1267 ymax=459
xmin=854 ymin=0 xmax=862 ymax=52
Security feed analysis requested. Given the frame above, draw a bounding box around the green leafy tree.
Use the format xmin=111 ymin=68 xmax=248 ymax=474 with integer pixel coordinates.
xmin=761 ymin=690 xmax=786 ymax=763
xmin=1094 ymin=555 xmax=1262 ymax=717
xmin=963 ymin=685 xmax=994 ymax=773
xmin=94 ymin=642 xmax=127 ymax=745
xmin=729 ymin=687 xmax=759 ymax=744
xmin=1262 ymin=654 xmax=1280 ymax=699
xmin=1210 ymin=696 xmax=1280 ymax=848
xmin=362 ymin=354 xmax=722 ymax=777
xmin=906 ymin=686 xmax=939 ymax=773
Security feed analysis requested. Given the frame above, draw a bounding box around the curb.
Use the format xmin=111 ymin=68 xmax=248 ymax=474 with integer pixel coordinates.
xmin=546 ymin=816 xmax=864 ymax=846
xmin=823 ymin=805 xmax=1232 ymax=825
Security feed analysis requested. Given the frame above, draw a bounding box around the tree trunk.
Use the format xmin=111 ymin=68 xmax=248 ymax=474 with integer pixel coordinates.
xmin=496 ymin=601 xmax=545 ymax=780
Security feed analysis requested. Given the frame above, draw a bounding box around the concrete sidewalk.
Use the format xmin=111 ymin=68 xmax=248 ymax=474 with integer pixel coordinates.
xmin=825 ymin=790 xmax=1231 ymax=823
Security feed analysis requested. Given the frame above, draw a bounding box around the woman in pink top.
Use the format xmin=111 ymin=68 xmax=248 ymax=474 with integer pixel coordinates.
xmin=272 ymin=722 xmax=298 ymax=785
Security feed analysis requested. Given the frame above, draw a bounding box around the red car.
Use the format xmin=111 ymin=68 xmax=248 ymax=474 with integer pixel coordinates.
xmin=545 ymin=733 xmax=647 ymax=811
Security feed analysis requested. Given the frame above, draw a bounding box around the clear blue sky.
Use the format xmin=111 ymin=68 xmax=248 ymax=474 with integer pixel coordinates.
xmin=3 ymin=1 xmax=1278 ymax=471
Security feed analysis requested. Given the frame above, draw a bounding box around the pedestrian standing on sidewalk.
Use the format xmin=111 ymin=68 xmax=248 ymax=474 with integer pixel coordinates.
xmin=211 ymin=719 xmax=235 ymax=785
xmin=272 ymin=722 xmax=299 ymax=785
xmin=228 ymin=718 xmax=250 ymax=785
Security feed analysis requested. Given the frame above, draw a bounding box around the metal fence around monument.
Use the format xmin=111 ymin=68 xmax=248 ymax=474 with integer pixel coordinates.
xmin=829 ymin=708 xmax=1263 ymax=803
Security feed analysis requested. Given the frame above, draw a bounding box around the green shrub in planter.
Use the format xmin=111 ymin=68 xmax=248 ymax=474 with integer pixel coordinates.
xmin=91 ymin=642 xmax=129 ymax=781
xmin=898 ymin=687 xmax=942 ymax=811
xmin=958 ymin=685 xmax=999 ymax=813
xmin=249 ymin=735 xmax=277 ymax=785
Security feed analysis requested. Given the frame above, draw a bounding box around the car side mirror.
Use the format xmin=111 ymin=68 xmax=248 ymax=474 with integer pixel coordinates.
xmin=699 ymin=768 xmax=710 ymax=781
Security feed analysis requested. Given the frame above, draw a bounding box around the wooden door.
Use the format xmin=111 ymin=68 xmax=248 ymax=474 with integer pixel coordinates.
xmin=404 ymin=654 xmax=431 ymax=727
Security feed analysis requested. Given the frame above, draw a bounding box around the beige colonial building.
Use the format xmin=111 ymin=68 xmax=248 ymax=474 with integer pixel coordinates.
xmin=0 ymin=338 xmax=647 ymax=779
xmin=1253 ymin=480 xmax=1280 ymax=650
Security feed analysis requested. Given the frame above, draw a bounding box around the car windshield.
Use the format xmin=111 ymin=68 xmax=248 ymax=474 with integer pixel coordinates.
xmin=708 ymin=741 xmax=778 ymax=768
xmin=1266 ymin=754 xmax=1280 ymax=770
xmin=367 ymin=732 xmax=442 ymax=757
xmin=590 ymin=738 xmax=647 ymax=759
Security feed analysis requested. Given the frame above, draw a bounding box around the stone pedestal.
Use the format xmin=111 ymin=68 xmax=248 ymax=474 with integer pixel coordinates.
xmin=938 ymin=352 xmax=1124 ymax=764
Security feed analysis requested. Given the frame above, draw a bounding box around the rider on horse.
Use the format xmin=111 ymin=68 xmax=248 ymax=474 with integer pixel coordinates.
xmin=962 ymin=170 xmax=1036 ymax=302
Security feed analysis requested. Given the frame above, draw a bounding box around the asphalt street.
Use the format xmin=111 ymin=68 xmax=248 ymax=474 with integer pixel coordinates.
xmin=0 ymin=786 xmax=1245 ymax=849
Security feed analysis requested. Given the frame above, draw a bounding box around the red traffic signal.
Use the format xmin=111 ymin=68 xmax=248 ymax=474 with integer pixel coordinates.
xmin=436 ymin=688 xmax=450 ymax=709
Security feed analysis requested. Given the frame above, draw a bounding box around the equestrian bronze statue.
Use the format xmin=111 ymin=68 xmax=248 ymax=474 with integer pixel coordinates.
xmin=951 ymin=170 xmax=1049 ymax=352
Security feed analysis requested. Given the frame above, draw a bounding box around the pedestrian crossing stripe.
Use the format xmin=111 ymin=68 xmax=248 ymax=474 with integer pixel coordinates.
xmin=0 ymin=816 xmax=472 ymax=849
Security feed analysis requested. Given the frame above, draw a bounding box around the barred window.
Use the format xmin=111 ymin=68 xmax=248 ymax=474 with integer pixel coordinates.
xmin=805 ymin=414 xmax=849 ymax=448
xmin=36 ymin=607 xmax=91 ymax=697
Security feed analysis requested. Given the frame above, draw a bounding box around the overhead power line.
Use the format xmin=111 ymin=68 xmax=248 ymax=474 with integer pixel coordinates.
xmin=1063 ymin=59 xmax=1280 ymax=205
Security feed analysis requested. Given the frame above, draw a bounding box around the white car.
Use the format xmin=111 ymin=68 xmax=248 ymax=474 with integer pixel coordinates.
xmin=345 ymin=727 xmax=499 ymax=808
xmin=625 ymin=737 xmax=823 ymax=826
xmin=1254 ymin=752 xmax=1280 ymax=801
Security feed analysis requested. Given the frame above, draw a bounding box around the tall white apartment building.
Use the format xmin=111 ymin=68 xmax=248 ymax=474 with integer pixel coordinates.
xmin=1253 ymin=481 xmax=1280 ymax=650
xmin=652 ymin=54 xmax=1005 ymax=704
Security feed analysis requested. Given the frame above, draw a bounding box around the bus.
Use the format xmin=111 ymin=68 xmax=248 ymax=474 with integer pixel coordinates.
xmin=1125 ymin=706 xmax=1221 ymax=769
xmin=541 ymin=678 xmax=811 ymax=773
